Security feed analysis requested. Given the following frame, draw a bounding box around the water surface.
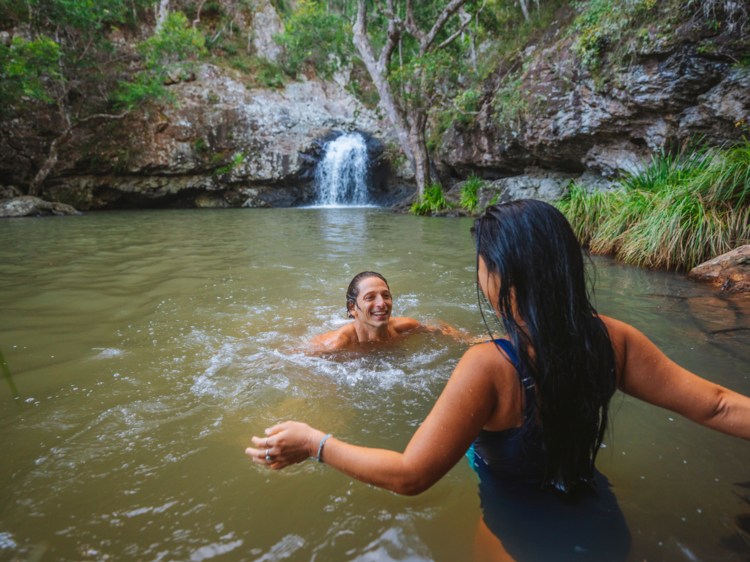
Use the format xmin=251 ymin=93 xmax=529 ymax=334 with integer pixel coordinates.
xmin=1 ymin=209 xmax=749 ymax=562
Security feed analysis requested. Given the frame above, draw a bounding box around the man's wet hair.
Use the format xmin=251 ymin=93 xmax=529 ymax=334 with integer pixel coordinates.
xmin=346 ymin=272 xmax=389 ymax=319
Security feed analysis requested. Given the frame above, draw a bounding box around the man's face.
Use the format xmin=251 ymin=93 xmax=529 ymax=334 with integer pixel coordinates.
xmin=351 ymin=277 xmax=392 ymax=328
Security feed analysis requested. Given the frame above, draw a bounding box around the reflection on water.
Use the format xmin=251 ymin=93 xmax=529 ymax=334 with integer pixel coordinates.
xmin=0 ymin=208 xmax=749 ymax=562
xmin=0 ymin=346 xmax=19 ymax=400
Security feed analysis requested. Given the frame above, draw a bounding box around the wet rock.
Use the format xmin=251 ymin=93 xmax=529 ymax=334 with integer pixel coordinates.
xmin=477 ymin=169 xmax=577 ymax=208
xmin=251 ymin=0 xmax=284 ymax=62
xmin=0 ymin=185 xmax=22 ymax=199
xmin=685 ymin=296 xmax=740 ymax=333
xmin=688 ymin=245 xmax=750 ymax=293
xmin=0 ymin=196 xmax=80 ymax=218
xmin=469 ymin=167 xmax=618 ymax=209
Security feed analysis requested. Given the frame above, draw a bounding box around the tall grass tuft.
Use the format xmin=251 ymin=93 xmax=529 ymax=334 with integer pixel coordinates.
xmin=459 ymin=174 xmax=484 ymax=213
xmin=557 ymin=140 xmax=750 ymax=270
xmin=410 ymin=183 xmax=454 ymax=216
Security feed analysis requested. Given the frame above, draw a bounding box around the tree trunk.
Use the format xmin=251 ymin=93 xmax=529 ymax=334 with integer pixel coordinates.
xmin=409 ymin=109 xmax=431 ymax=193
xmin=352 ymin=0 xmax=478 ymax=197
xmin=517 ymin=0 xmax=530 ymax=21
xmin=468 ymin=28 xmax=477 ymax=72
xmin=26 ymin=109 xmax=129 ymax=197
xmin=155 ymin=0 xmax=169 ymax=32
xmin=27 ymin=128 xmax=71 ymax=197
xmin=352 ymin=0 xmax=415 ymax=172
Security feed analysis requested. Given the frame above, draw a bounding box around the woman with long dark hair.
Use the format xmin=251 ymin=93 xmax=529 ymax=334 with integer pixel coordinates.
xmin=246 ymin=200 xmax=750 ymax=559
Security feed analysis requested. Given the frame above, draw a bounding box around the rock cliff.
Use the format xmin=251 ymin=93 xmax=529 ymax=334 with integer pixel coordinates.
xmin=1 ymin=63 xmax=397 ymax=210
xmin=438 ymin=9 xmax=750 ymax=202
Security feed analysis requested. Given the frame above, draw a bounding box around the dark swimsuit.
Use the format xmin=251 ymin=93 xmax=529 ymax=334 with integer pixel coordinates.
xmin=467 ymin=339 xmax=631 ymax=562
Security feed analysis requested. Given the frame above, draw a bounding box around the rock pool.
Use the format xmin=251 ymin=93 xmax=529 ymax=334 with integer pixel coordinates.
xmin=1 ymin=208 xmax=749 ymax=561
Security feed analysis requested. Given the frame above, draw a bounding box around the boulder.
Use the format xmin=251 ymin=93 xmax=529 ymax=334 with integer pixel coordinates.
xmin=0 ymin=185 xmax=22 ymax=199
xmin=251 ymin=0 xmax=284 ymax=62
xmin=0 ymin=196 xmax=80 ymax=218
xmin=688 ymin=245 xmax=750 ymax=293
xmin=468 ymin=168 xmax=618 ymax=210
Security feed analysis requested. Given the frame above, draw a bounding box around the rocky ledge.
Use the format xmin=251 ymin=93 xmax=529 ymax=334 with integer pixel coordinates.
xmin=688 ymin=245 xmax=750 ymax=293
xmin=0 ymin=196 xmax=80 ymax=218
xmin=2 ymin=65 xmax=408 ymax=210
xmin=438 ymin=9 xmax=749 ymax=182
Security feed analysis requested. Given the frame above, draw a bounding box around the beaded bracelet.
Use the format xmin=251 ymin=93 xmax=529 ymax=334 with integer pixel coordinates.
xmin=316 ymin=433 xmax=333 ymax=463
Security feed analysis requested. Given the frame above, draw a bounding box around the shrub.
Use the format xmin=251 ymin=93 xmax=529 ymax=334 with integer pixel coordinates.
xmin=410 ymin=183 xmax=455 ymax=216
xmin=274 ymin=0 xmax=351 ymax=78
xmin=454 ymin=89 xmax=484 ymax=126
xmin=460 ymin=174 xmax=484 ymax=213
xmin=557 ymin=140 xmax=750 ymax=270
xmin=493 ymin=74 xmax=528 ymax=129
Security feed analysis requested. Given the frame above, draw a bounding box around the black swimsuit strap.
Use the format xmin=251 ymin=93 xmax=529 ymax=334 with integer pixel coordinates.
xmin=494 ymin=339 xmax=536 ymax=422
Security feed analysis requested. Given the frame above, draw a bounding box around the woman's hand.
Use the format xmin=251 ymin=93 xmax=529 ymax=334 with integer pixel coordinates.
xmin=245 ymin=422 xmax=326 ymax=470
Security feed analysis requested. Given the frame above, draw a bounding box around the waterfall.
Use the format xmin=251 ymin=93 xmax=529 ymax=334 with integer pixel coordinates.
xmin=313 ymin=133 xmax=372 ymax=207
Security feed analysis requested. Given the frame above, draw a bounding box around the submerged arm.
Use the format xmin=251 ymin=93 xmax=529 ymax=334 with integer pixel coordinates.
xmin=614 ymin=319 xmax=750 ymax=440
xmin=395 ymin=317 xmax=479 ymax=344
xmin=246 ymin=344 xmax=506 ymax=495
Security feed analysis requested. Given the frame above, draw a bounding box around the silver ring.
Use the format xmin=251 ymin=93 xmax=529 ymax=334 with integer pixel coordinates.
xmin=264 ymin=438 xmax=269 ymax=448
xmin=265 ymin=449 xmax=271 ymax=461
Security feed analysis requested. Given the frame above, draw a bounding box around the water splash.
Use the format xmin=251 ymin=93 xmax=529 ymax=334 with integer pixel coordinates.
xmin=313 ymin=133 xmax=373 ymax=207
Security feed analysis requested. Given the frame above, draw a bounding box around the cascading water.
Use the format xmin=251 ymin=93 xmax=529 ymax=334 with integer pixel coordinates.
xmin=313 ymin=133 xmax=372 ymax=207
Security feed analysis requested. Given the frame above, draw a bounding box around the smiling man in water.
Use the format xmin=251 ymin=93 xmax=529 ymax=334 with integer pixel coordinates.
xmin=309 ymin=271 xmax=469 ymax=351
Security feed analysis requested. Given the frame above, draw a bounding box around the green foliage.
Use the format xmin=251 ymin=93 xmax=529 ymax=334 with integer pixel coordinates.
xmin=0 ymin=36 xmax=61 ymax=110
xmin=195 ymin=138 xmax=209 ymax=153
xmin=274 ymin=0 xmax=351 ymax=78
xmin=456 ymin=90 xmax=484 ymax=122
xmin=138 ymin=12 xmax=206 ymax=73
xmin=557 ymin=140 xmax=750 ymax=270
xmin=460 ymin=174 xmax=485 ymax=213
xmin=389 ymin=50 xmax=460 ymax=108
xmin=493 ymin=74 xmax=528 ymax=129
xmin=256 ymin=59 xmax=286 ymax=88
xmin=567 ymin=0 xmax=692 ymax=69
xmin=25 ymin=0 xmax=150 ymax=32
xmin=111 ymin=12 xmax=205 ymax=110
xmin=410 ymin=183 xmax=455 ymax=216
xmin=111 ymin=73 xmax=171 ymax=111
xmin=213 ymin=151 xmax=246 ymax=176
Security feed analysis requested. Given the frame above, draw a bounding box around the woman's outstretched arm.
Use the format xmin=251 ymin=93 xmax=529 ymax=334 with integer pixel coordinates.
xmin=609 ymin=317 xmax=750 ymax=440
xmin=245 ymin=343 xmax=512 ymax=495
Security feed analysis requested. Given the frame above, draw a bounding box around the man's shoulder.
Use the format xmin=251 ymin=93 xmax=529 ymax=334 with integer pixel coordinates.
xmin=390 ymin=316 xmax=422 ymax=333
xmin=309 ymin=323 xmax=357 ymax=350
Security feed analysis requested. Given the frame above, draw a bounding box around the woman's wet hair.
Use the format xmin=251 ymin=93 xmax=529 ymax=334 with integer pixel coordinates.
xmin=472 ymin=200 xmax=617 ymax=495
xmin=346 ymin=272 xmax=389 ymax=318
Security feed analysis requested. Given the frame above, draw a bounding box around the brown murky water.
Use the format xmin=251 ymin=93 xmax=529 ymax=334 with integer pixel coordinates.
xmin=1 ymin=208 xmax=749 ymax=562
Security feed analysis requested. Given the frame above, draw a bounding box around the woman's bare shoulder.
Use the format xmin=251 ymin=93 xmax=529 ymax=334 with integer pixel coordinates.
xmin=598 ymin=315 xmax=635 ymax=349
xmin=453 ymin=340 xmax=516 ymax=385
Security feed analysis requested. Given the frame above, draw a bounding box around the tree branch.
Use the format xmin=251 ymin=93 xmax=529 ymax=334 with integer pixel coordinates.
xmin=193 ymin=0 xmax=207 ymax=28
xmin=421 ymin=0 xmax=468 ymax=53
xmin=404 ymin=0 xmax=426 ymax=44
xmin=377 ymin=3 xmax=401 ymax=73
xmin=436 ymin=0 xmax=486 ymax=50
xmin=77 ymin=110 xmax=130 ymax=124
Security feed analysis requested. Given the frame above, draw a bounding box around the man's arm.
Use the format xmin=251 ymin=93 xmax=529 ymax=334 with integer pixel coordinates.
xmin=392 ymin=317 xmax=478 ymax=344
